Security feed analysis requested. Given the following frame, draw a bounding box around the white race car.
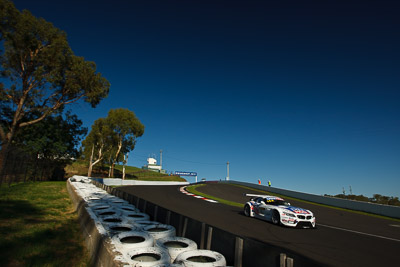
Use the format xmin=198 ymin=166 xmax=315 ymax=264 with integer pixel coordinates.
xmin=243 ymin=194 xmax=316 ymax=228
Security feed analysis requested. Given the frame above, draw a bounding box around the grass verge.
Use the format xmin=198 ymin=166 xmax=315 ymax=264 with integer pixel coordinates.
xmin=0 ymin=182 xmax=89 ymax=267
xmin=66 ymin=160 xmax=186 ymax=182
xmin=186 ymin=184 xmax=244 ymax=208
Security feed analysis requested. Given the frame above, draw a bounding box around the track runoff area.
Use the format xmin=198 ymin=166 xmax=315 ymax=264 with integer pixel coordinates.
xmin=118 ymin=182 xmax=400 ymax=267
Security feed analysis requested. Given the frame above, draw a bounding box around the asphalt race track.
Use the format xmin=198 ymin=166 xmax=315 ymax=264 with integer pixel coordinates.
xmin=118 ymin=183 xmax=400 ymax=267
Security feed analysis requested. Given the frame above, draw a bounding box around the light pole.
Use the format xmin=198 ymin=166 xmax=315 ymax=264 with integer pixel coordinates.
xmin=226 ymin=161 xmax=230 ymax=181
xmin=160 ymin=149 xmax=163 ymax=169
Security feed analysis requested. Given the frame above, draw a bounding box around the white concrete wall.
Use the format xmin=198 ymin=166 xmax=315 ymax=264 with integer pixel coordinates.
xmin=92 ymin=177 xmax=189 ymax=186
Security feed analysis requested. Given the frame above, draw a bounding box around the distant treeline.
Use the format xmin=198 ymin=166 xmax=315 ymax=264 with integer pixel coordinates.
xmin=324 ymin=193 xmax=400 ymax=207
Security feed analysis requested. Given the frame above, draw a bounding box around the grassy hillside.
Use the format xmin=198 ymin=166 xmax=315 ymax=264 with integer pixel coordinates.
xmin=65 ymin=160 xmax=186 ymax=182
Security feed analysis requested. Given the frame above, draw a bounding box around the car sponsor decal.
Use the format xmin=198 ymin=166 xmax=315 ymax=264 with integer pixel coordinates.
xmin=265 ymin=197 xmax=284 ymax=202
xmin=285 ymin=206 xmax=310 ymax=214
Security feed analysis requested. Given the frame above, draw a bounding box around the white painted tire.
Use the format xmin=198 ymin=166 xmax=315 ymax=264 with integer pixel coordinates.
xmin=93 ymin=208 xmax=121 ymax=217
xmin=81 ymin=178 xmax=92 ymax=183
xmin=133 ymin=220 xmax=162 ymax=230
xmin=105 ymin=223 xmax=137 ymax=235
xmin=174 ymin=250 xmax=226 ymax=267
xmin=156 ymin=237 xmax=198 ymax=263
xmin=85 ymin=196 xmax=102 ymax=203
xmin=125 ymin=247 xmax=170 ymax=267
xmin=112 ymin=231 xmax=154 ymax=250
xmin=143 ymin=224 xmax=176 ymax=243
xmin=100 ymin=195 xmax=119 ymax=202
xmin=99 ymin=215 xmax=127 ymax=225
xmin=114 ymin=204 xmax=139 ymax=213
xmin=124 ymin=212 xmax=151 ymax=222
xmin=89 ymin=203 xmax=111 ymax=211
xmin=153 ymin=264 xmax=183 ymax=267
xmin=87 ymin=200 xmax=109 ymax=207
xmin=69 ymin=177 xmax=79 ymax=182
xmin=107 ymin=198 xmax=129 ymax=205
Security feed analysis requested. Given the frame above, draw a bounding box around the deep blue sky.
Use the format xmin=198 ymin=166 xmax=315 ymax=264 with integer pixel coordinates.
xmin=13 ymin=0 xmax=400 ymax=197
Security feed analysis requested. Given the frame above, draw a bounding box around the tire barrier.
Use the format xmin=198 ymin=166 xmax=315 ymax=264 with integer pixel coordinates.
xmin=174 ymin=250 xmax=227 ymax=266
xmin=134 ymin=220 xmax=162 ymax=230
xmin=107 ymin=198 xmax=129 ymax=205
xmin=100 ymin=195 xmax=121 ymax=203
xmin=115 ymin=204 xmax=140 ymax=213
xmin=88 ymin=203 xmax=110 ymax=210
xmin=105 ymin=223 xmax=137 ymax=236
xmin=85 ymin=196 xmax=102 ymax=203
xmin=98 ymin=214 xmax=127 ymax=225
xmin=68 ymin=176 xmax=229 ymax=267
xmin=143 ymin=224 xmax=176 ymax=243
xmin=125 ymin=247 xmax=171 ymax=267
xmin=156 ymin=236 xmax=198 ymax=263
xmin=112 ymin=231 xmax=155 ymax=251
xmin=93 ymin=208 xmax=121 ymax=217
xmin=124 ymin=211 xmax=151 ymax=222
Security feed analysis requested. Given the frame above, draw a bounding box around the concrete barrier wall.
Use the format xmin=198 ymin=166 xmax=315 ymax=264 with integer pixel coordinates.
xmin=92 ymin=180 xmax=322 ymax=266
xmin=91 ymin=178 xmax=189 ymax=186
xmin=224 ymin=180 xmax=400 ymax=219
xmin=66 ymin=180 xmax=126 ymax=267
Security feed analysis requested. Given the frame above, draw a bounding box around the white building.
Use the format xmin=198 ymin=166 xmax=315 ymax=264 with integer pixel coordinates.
xmin=142 ymin=157 xmax=165 ymax=173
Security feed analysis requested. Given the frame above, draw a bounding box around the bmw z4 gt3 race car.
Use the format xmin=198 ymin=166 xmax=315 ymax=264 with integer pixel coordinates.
xmin=244 ymin=194 xmax=316 ymax=228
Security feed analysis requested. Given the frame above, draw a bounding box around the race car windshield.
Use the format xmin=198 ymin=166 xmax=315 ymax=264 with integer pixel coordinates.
xmin=265 ymin=199 xmax=290 ymax=206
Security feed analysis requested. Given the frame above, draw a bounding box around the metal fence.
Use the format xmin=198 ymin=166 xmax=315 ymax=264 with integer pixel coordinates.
xmin=0 ymin=147 xmax=66 ymax=186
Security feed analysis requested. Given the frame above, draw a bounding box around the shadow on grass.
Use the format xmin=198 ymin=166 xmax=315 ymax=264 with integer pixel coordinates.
xmin=0 ymin=200 xmax=43 ymax=232
xmin=0 ymin=199 xmax=87 ymax=267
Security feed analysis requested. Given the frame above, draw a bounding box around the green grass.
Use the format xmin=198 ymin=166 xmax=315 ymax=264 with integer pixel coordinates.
xmin=186 ymin=183 xmax=400 ymax=222
xmin=0 ymin=182 xmax=89 ymax=267
xmin=186 ymin=184 xmax=244 ymax=208
xmin=113 ymin=165 xmax=186 ymax=181
xmin=66 ymin=160 xmax=186 ymax=182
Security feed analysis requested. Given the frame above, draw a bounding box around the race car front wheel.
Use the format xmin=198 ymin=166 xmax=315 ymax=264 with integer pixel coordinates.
xmin=244 ymin=205 xmax=251 ymax=217
xmin=271 ymin=210 xmax=280 ymax=225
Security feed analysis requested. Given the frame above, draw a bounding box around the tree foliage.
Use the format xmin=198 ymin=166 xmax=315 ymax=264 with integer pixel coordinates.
xmin=13 ymin=111 xmax=87 ymax=159
xmin=82 ymin=108 xmax=144 ymax=177
xmin=81 ymin=117 xmax=111 ymax=177
xmin=106 ymin=108 xmax=144 ymax=177
xmin=326 ymin=193 xmax=400 ymax=207
xmin=0 ymin=0 xmax=110 ymax=178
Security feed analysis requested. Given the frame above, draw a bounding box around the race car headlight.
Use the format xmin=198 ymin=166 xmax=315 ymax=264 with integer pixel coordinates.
xmin=282 ymin=212 xmax=296 ymax=217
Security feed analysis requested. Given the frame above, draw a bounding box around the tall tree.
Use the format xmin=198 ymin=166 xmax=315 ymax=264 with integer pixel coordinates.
xmin=0 ymin=0 xmax=110 ymax=178
xmin=106 ymin=108 xmax=144 ymax=178
xmin=82 ymin=108 xmax=144 ymax=178
xmin=82 ymin=118 xmax=111 ymax=177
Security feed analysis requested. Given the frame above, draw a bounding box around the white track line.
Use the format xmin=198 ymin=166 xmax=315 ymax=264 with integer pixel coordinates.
xmin=318 ymin=223 xmax=400 ymax=242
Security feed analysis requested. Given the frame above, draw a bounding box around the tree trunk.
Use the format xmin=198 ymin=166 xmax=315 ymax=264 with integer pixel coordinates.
xmin=109 ymin=139 xmax=122 ymax=178
xmin=108 ymin=165 xmax=112 ymax=178
xmin=87 ymin=144 xmax=94 ymax=177
xmin=122 ymin=153 xmax=128 ymax=180
xmin=88 ymin=144 xmax=103 ymax=178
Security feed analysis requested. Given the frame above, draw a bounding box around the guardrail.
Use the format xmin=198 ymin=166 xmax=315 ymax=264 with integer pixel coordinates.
xmin=91 ymin=180 xmax=322 ymax=266
xmin=91 ymin=177 xmax=189 ymax=186
xmin=223 ymin=180 xmax=400 ymax=219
